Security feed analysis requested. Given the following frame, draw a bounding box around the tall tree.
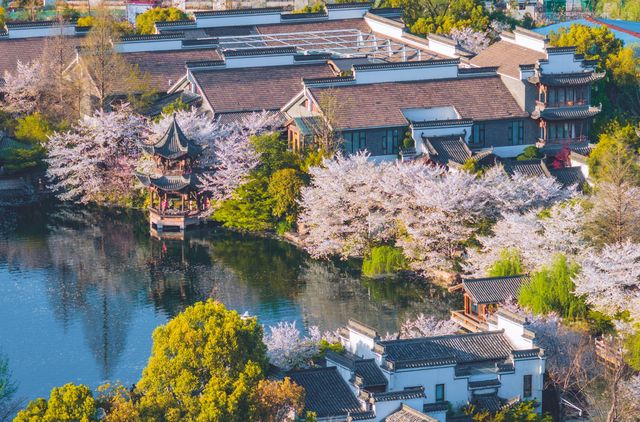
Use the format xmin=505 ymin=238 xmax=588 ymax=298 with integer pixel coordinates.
xmin=14 ymin=383 xmax=97 ymax=422
xmin=79 ymin=5 xmax=149 ymax=110
xmin=136 ymin=300 xmax=268 ymax=421
xmin=254 ymin=378 xmax=305 ymax=422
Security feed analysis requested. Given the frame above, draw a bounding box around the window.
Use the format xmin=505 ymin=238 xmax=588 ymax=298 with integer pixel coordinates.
xmin=509 ymin=120 xmax=524 ymax=145
xmin=435 ymin=384 xmax=445 ymax=402
xmin=382 ymin=129 xmax=399 ymax=155
xmin=343 ymin=131 xmax=366 ymax=154
xmin=471 ymin=123 xmax=485 ymax=146
xmin=523 ymin=375 xmax=532 ymax=398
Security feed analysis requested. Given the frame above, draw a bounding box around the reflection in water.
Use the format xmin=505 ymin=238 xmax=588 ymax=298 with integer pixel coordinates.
xmin=0 ymin=204 xmax=460 ymax=401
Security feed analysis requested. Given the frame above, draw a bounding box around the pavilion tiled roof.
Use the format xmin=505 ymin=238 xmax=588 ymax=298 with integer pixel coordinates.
xmin=287 ymin=367 xmax=363 ymax=419
xmin=376 ymin=331 xmax=514 ymax=370
xmin=142 ymin=115 xmax=203 ymax=160
xmin=193 ymin=63 xmax=334 ymax=114
xmin=470 ymin=40 xmax=546 ymax=79
xmin=123 ymin=48 xmax=222 ymax=91
xmin=136 ymin=173 xmax=199 ymax=192
xmin=462 ymin=275 xmax=530 ymax=304
xmin=528 ymin=71 xmax=605 ymax=86
xmin=384 ymin=404 xmax=437 ymax=422
xmin=308 ymin=75 xmax=527 ymax=130
xmin=424 ymin=135 xmax=472 ymax=166
xmin=531 ymin=105 xmax=601 ymax=120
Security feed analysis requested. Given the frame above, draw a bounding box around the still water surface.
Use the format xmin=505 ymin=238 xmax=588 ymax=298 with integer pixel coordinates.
xmin=0 ymin=205 xmax=458 ymax=402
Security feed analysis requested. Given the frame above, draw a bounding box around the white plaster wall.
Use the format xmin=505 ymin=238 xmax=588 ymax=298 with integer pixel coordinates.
xmin=328 ymin=7 xmax=370 ymax=21
xmin=363 ymin=16 xmax=404 ymax=40
xmin=487 ymin=313 xmax=534 ymax=349
xmin=354 ymin=63 xmax=458 ymax=85
xmin=325 ymin=359 xmax=353 ymax=386
xmin=491 ymin=144 xmax=528 ymax=158
xmin=372 ymin=397 xmax=425 ymax=422
xmin=424 ymin=409 xmax=447 ymax=422
xmin=498 ymin=358 xmax=545 ymax=410
xmin=539 ymin=52 xmax=583 ymax=74
xmin=347 ymin=328 xmax=376 ymax=358
xmin=428 ymin=37 xmax=458 ymax=57
xmin=7 ymin=25 xmax=76 ymax=39
xmin=387 ymin=366 xmax=468 ymax=408
xmin=224 ymin=54 xmax=295 ymax=68
xmin=195 ymin=12 xmax=281 ymax=29
xmin=403 ymin=106 xmax=459 ymax=122
xmin=117 ymin=39 xmax=183 ymax=53
xmin=513 ymin=32 xmax=546 ymax=53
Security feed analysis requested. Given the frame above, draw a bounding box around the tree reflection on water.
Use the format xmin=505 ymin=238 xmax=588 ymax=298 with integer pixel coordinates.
xmin=0 ymin=204 xmax=460 ymax=391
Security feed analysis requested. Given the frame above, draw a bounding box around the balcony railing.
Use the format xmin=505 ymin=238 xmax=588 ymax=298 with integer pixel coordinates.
xmin=451 ymin=310 xmax=488 ymax=333
xmin=538 ymin=135 xmax=588 ymax=145
xmin=149 ymin=208 xmax=203 ymax=218
xmin=536 ymin=100 xmax=589 ymax=109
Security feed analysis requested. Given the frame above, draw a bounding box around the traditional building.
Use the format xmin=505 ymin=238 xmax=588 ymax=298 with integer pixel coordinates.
xmin=451 ymin=275 xmax=531 ymax=332
xmin=287 ymin=310 xmax=545 ymax=421
xmin=136 ymin=115 xmax=208 ymax=238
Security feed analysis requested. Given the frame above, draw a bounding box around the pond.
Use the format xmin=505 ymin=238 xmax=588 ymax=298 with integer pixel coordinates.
xmin=0 ymin=204 xmax=460 ymax=404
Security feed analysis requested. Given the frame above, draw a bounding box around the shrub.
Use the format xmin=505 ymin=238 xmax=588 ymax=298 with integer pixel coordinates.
xmin=268 ymin=168 xmax=303 ymax=225
xmin=486 ymin=248 xmax=523 ymax=277
xmin=518 ymin=254 xmax=587 ymax=320
xmin=135 ymin=7 xmax=188 ymax=35
xmin=76 ymin=16 xmax=94 ymax=27
xmin=14 ymin=113 xmax=52 ymax=144
xmin=517 ymin=145 xmax=543 ymax=161
xmin=362 ymin=246 xmax=408 ymax=277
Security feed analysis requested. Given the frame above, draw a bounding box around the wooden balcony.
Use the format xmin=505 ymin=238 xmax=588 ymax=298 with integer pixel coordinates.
xmin=451 ymin=310 xmax=488 ymax=333
xmin=537 ymin=135 xmax=588 ymax=146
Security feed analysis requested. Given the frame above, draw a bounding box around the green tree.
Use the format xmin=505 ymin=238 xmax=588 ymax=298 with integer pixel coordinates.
xmin=214 ymin=178 xmax=275 ymax=232
xmin=135 ymin=7 xmax=188 ymax=35
xmin=517 ymin=145 xmax=543 ymax=161
xmin=1 ymin=144 xmax=46 ymax=174
xmin=0 ymin=353 xmax=17 ymax=421
xmin=548 ymin=24 xmax=622 ymax=71
xmin=14 ymin=383 xmax=97 ymax=422
xmin=518 ymin=254 xmax=587 ymax=320
xmin=587 ymin=122 xmax=640 ymax=181
xmin=291 ymin=1 xmax=325 ymax=13
xmin=0 ymin=7 xmax=5 ymax=28
xmin=214 ymin=132 xmax=300 ymax=232
xmin=268 ymin=168 xmax=303 ymax=226
xmin=136 ymin=300 xmax=268 ymax=421
xmin=159 ymin=97 xmax=190 ymax=117
xmin=388 ymin=0 xmax=489 ymax=36
xmin=486 ymin=248 xmax=523 ymax=277
xmin=362 ymin=246 xmax=408 ymax=277
xmin=14 ymin=113 xmax=52 ymax=145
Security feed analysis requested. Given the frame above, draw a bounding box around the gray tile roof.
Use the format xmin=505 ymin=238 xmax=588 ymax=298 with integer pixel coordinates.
xmin=136 ymin=173 xmax=199 ymax=192
xmin=549 ymin=167 xmax=586 ymax=189
xmin=468 ymin=378 xmax=501 ymax=390
xmin=425 ymin=135 xmax=472 ymax=166
xmin=422 ymin=402 xmax=449 ymax=412
xmin=354 ymin=359 xmax=388 ymax=389
xmin=215 ymin=110 xmax=287 ymax=128
xmin=287 ymin=367 xmax=363 ymax=418
xmin=363 ymin=387 xmax=425 ymax=402
xmin=502 ymin=159 xmax=551 ymax=178
xmin=462 ymin=275 xmax=530 ymax=304
xmin=472 ymin=394 xmax=505 ymax=413
xmin=384 ymin=404 xmax=437 ymax=422
xmin=376 ymin=331 xmax=513 ymax=370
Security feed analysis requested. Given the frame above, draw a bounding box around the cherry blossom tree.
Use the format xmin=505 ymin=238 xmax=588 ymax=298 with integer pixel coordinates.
xmin=264 ymin=321 xmax=321 ymax=371
xmin=0 ymin=60 xmax=43 ymax=115
xmin=449 ymin=27 xmax=490 ymax=53
xmin=298 ymin=152 xmax=400 ymax=259
xmin=46 ymin=106 xmax=147 ymax=203
xmin=299 ymin=156 xmax=572 ymax=271
xmin=465 ymin=201 xmax=587 ymax=275
xmin=399 ymin=314 xmax=459 ymax=339
xmin=574 ymin=241 xmax=640 ymax=321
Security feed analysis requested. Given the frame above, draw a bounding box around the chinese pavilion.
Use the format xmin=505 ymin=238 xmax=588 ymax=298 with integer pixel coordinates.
xmin=136 ymin=114 xmax=207 ymax=239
